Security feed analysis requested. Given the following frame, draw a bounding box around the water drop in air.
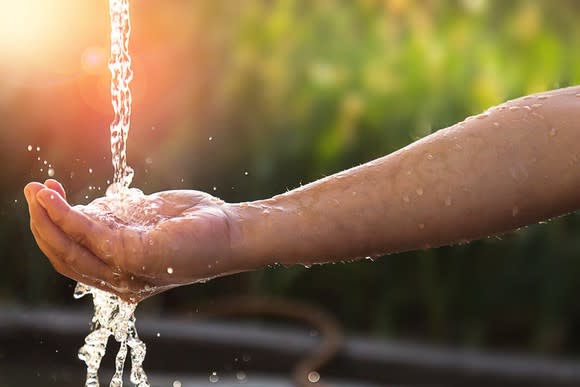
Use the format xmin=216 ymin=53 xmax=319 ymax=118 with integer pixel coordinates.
xmin=308 ymin=371 xmax=321 ymax=383
xmin=173 ymin=382 xmax=182 ymax=387
xmin=48 ymin=168 xmax=55 ymax=177
xmin=236 ymin=371 xmax=247 ymax=382
xmin=167 ymin=267 xmax=174 ymax=274
xmin=209 ymin=372 xmax=219 ymax=383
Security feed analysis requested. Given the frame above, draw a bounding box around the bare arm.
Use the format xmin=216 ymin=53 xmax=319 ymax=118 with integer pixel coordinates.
xmin=26 ymin=85 xmax=580 ymax=300
xmin=230 ymin=86 xmax=580 ymax=268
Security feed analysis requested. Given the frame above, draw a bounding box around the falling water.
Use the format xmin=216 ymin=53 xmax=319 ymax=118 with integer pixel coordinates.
xmin=109 ymin=0 xmax=134 ymax=190
xmin=75 ymin=1 xmax=149 ymax=386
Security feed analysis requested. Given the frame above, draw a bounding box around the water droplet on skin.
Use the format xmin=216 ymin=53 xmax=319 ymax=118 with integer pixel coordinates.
xmin=173 ymin=381 xmax=182 ymax=387
xmin=550 ymin=128 xmax=557 ymax=136
xmin=209 ymin=372 xmax=219 ymax=383
xmin=167 ymin=267 xmax=174 ymax=274
xmin=531 ymin=103 xmax=542 ymax=108
xmin=476 ymin=113 xmax=489 ymax=120
xmin=418 ymin=223 xmax=425 ymax=229
xmin=493 ymin=122 xmax=500 ymax=128
xmin=36 ymin=146 xmax=40 ymax=152
xmin=445 ymin=197 xmax=452 ymax=206
xmin=88 ymin=168 xmax=93 ymax=174
xmin=244 ymin=171 xmax=249 ymax=176
xmin=523 ymin=105 xmax=532 ymax=112
xmin=416 ymin=187 xmax=424 ymax=196
xmin=308 ymin=371 xmax=321 ymax=383
xmin=208 ymin=136 xmax=213 ymax=141
xmin=50 ymin=195 xmax=55 ymax=200
xmin=537 ymin=95 xmax=549 ymax=100
xmin=48 ymin=168 xmax=55 ymax=177
xmin=43 ymin=160 xmax=48 ymax=165
xmin=509 ymin=106 xmax=520 ymax=111
xmin=156 ymin=333 xmax=160 ymax=338
xmin=37 ymin=157 xmax=41 ymax=161
xmin=402 ymin=195 xmax=410 ymax=203
xmin=426 ymin=153 xmax=434 ymax=160
xmin=145 ymin=157 xmax=153 ymax=165
xmin=352 ymin=191 xmax=357 ymax=196
xmin=512 ymin=207 xmax=519 ymax=217
xmin=27 ymin=145 xmax=32 ymax=151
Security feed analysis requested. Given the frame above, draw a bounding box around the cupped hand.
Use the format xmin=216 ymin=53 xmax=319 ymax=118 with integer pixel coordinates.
xmin=24 ymin=180 xmax=239 ymax=302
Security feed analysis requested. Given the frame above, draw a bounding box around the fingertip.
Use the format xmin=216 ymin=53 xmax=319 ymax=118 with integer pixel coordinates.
xmin=24 ymin=182 xmax=45 ymax=202
xmin=36 ymin=188 xmax=70 ymax=215
xmin=44 ymin=179 xmax=66 ymax=199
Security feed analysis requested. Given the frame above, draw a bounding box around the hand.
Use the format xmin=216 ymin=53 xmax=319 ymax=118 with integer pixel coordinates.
xmin=24 ymin=180 xmax=239 ymax=302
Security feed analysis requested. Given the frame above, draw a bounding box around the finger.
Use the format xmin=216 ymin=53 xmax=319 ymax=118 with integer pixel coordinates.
xmin=36 ymin=188 xmax=117 ymax=265
xmin=24 ymin=182 xmax=45 ymax=207
xmin=33 ymin=224 xmax=150 ymax=303
xmin=28 ymin=188 xmax=116 ymax=285
xmin=44 ymin=179 xmax=66 ymax=200
xmin=31 ymin=223 xmax=113 ymax=290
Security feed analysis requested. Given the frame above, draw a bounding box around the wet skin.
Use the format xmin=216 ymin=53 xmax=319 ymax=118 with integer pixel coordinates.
xmin=25 ymin=85 xmax=580 ymax=301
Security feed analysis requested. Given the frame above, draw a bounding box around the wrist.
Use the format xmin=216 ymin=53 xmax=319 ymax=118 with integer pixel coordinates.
xmin=225 ymin=201 xmax=279 ymax=271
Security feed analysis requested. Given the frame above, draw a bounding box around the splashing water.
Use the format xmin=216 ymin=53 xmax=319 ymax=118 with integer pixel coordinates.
xmin=74 ymin=1 xmax=149 ymax=386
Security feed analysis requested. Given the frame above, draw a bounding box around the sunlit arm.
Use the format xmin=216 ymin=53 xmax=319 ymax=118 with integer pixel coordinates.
xmin=230 ymin=85 xmax=580 ymax=268
xmin=25 ymin=85 xmax=580 ymax=301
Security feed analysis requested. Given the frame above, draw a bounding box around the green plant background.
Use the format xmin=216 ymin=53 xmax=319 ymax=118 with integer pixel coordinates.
xmin=2 ymin=0 xmax=580 ymax=355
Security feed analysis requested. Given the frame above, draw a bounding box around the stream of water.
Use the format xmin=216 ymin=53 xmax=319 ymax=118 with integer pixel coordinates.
xmin=74 ymin=1 xmax=149 ymax=386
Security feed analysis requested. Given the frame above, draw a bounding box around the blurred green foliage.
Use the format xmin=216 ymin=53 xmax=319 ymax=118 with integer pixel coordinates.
xmin=3 ymin=0 xmax=580 ymax=356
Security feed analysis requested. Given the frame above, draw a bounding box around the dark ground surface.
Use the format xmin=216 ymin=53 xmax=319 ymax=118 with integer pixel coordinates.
xmin=2 ymin=304 xmax=580 ymax=386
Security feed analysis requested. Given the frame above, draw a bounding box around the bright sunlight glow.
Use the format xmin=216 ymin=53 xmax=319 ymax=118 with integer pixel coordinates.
xmin=0 ymin=0 xmax=106 ymax=77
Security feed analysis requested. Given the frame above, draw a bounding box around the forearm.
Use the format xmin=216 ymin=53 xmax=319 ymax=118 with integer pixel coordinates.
xmin=230 ymin=86 xmax=580 ymax=268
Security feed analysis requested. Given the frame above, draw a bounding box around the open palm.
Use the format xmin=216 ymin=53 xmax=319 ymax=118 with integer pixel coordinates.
xmin=25 ymin=180 xmax=236 ymax=302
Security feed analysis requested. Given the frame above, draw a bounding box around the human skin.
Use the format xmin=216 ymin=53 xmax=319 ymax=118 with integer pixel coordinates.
xmin=25 ymin=85 xmax=580 ymax=302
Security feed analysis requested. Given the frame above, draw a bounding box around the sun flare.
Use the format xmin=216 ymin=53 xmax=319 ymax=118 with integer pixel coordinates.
xmin=0 ymin=0 xmax=106 ymax=75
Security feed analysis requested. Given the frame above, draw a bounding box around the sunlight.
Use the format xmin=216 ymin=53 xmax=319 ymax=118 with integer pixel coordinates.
xmin=0 ymin=0 xmax=106 ymax=76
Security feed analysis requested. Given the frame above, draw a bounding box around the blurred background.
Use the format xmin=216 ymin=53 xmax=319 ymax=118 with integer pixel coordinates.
xmin=2 ymin=0 xmax=580 ymax=381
